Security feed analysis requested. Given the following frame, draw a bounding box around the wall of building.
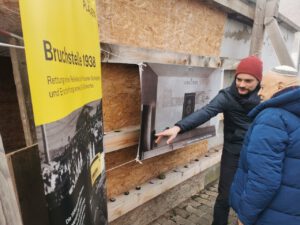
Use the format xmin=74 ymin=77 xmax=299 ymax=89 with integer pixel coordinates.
xmin=97 ymin=0 xmax=228 ymax=200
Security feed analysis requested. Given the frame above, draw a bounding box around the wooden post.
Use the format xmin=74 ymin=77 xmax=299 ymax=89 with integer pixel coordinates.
xmin=263 ymin=0 xmax=295 ymax=67
xmin=9 ymin=38 xmax=37 ymax=146
xmin=265 ymin=17 xmax=295 ymax=67
xmin=291 ymin=32 xmax=300 ymax=70
xmin=249 ymin=0 xmax=267 ymax=57
xmin=7 ymin=38 xmax=49 ymax=225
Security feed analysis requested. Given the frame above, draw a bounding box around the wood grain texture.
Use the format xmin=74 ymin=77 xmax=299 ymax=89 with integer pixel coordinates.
xmin=98 ymin=0 xmax=226 ymax=56
xmin=101 ymin=43 xmax=239 ymax=69
xmin=105 ymin=141 xmax=208 ymax=198
xmin=10 ymin=39 xmax=36 ymax=146
xmin=0 ymin=56 xmax=26 ymax=152
xmin=108 ymin=148 xmax=221 ymax=224
xmin=102 ymin=63 xmax=141 ymax=132
xmin=8 ymin=145 xmax=50 ymax=225
xmin=0 ymin=135 xmax=23 ymax=225
xmin=0 ymin=0 xmax=21 ymax=34
xmin=104 ymin=126 xmax=140 ymax=153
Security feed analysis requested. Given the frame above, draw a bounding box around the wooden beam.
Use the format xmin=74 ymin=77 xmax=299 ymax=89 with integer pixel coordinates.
xmin=277 ymin=14 xmax=300 ymax=33
xmin=9 ymin=38 xmax=36 ymax=146
xmin=265 ymin=17 xmax=295 ymax=67
xmin=291 ymin=32 xmax=300 ymax=70
xmin=264 ymin=0 xmax=279 ymax=18
xmin=107 ymin=147 xmax=222 ymax=222
xmin=249 ymin=0 xmax=267 ymax=56
xmin=0 ymin=134 xmax=23 ymax=225
xmin=101 ymin=43 xmax=239 ymax=70
xmin=104 ymin=126 xmax=140 ymax=153
xmin=210 ymin=0 xmax=300 ymax=32
xmin=211 ymin=0 xmax=255 ymax=20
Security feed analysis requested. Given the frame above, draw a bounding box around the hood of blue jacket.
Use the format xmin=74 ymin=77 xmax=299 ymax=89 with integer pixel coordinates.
xmin=249 ymin=87 xmax=300 ymax=118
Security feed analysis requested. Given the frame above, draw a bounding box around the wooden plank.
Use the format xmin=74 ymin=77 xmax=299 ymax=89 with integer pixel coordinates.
xmin=0 ymin=134 xmax=23 ymax=225
xmin=211 ymin=0 xmax=255 ymax=20
xmin=104 ymin=126 xmax=140 ymax=153
xmin=249 ymin=0 xmax=267 ymax=56
xmin=263 ymin=0 xmax=295 ymax=67
xmin=264 ymin=0 xmax=279 ymax=18
xmin=106 ymin=141 xmax=209 ymax=198
xmin=108 ymin=147 xmax=222 ymax=222
xmin=101 ymin=43 xmax=239 ymax=70
xmin=0 ymin=56 xmax=26 ymax=152
xmin=8 ymin=145 xmax=50 ymax=225
xmin=211 ymin=0 xmax=300 ymax=32
xmin=265 ymin=17 xmax=295 ymax=67
xmin=110 ymin=159 xmax=220 ymax=225
xmin=277 ymin=14 xmax=300 ymax=32
xmin=9 ymin=38 xmax=36 ymax=146
xmin=291 ymin=32 xmax=300 ymax=70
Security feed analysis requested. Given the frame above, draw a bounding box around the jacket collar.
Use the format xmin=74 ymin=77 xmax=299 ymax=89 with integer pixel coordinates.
xmin=249 ymin=87 xmax=300 ymax=118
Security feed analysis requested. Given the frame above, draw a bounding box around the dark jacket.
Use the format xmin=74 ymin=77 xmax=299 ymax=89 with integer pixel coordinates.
xmin=176 ymin=83 xmax=260 ymax=154
xmin=230 ymin=87 xmax=300 ymax=225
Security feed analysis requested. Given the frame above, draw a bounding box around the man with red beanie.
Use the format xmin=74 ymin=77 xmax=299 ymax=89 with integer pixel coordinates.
xmin=156 ymin=56 xmax=262 ymax=225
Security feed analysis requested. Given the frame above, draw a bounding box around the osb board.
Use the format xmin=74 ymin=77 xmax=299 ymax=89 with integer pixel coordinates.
xmin=97 ymin=0 xmax=226 ymax=56
xmin=105 ymin=140 xmax=208 ymax=198
xmin=102 ymin=63 xmax=141 ymax=132
xmin=0 ymin=56 xmax=26 ymax=152
xmin=0 ymin=0 xmax=21 ymax=35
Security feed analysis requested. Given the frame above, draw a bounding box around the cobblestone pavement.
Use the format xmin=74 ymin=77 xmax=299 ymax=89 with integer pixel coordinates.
xmin=149 ymin=181 xmax=237 ymax=225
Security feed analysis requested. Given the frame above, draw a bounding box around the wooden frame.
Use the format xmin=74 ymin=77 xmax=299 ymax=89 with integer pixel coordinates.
xmin=108 ymin=146 xmax=222 ymax=222
xmin=101 ymin=43 xmax=239 ymax=70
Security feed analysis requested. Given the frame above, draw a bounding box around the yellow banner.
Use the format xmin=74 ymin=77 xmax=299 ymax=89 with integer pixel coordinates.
xmin=19 ymin=0 xmax=102 ymax=125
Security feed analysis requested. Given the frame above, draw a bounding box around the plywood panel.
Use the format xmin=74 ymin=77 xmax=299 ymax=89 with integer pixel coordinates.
xmin=102 ymin=63 xmax=141 ymax=132
xmin=105 ymin=141 xmax=208 ymax=198
xmin=98 ymin=0 xmax=226 ymax=56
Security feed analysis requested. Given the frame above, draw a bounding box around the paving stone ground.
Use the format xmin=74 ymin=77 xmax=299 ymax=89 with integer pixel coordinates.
xmin=149 ymin=181 xmax=237 ymax=225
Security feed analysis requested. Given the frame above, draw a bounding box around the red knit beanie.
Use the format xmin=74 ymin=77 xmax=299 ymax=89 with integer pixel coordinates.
xmin=235 ymin=56 xmax=263 ymax=81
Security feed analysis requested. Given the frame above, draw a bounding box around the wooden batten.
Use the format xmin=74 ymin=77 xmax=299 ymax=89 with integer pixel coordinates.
xmin=104 ymin=125 xmax=140 ymax=153
xmin=101 ymin=43 xmax=239 ymax=70
xmin=9 ymin=39 xmax=36 ymax=146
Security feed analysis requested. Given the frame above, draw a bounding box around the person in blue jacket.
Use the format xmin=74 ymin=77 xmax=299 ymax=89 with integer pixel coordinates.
xmin=156 ymin=56 xmax=263 ymax=225
xmin=230 ymin=65 xmax=300 ymax=225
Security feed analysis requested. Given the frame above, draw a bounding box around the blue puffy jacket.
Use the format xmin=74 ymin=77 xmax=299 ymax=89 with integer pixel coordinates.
xmin=230 ymin=87 xmax=300 ymax=225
